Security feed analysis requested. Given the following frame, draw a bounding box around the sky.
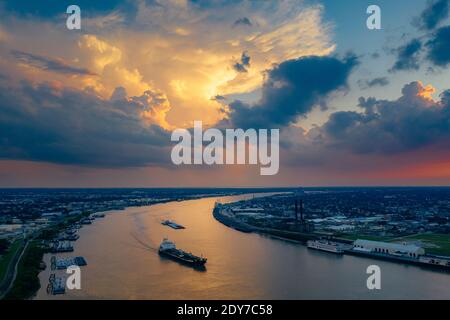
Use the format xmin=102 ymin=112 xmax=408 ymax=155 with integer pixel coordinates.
xmin=0 ymin=0 xmax=449 ymax=187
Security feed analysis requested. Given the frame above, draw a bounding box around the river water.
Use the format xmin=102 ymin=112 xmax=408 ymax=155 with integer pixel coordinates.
xmin=35 ymin=194 xmax=450 ymax=299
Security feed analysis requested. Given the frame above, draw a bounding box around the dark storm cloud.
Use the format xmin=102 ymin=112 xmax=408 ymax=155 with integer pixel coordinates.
xmin=419 ymin=0 xmax=449 ymax=30
xmin=319 ymin=82 xmax=450 ymax=154
xmin=390 ymin=39 xmax=422 ymax=72
xmin=12 ymin=51 xmax=96 ymax=76
xmin=426 ymin=25 xmax=450 ymax=67
xmin=441 ymin=89 xmax=450 ymax=105
xmin=233 ymin=17 xmax=252 ymax=27
xmin=358 ymin=77 xmax=389 ymax=89
xmin=225 ymin=55 xmax=358 ymax=129
xmin=233 ymin=52 xmax=251 ymax=73
xmin=0 ymin=81 xmax=171 ymax=167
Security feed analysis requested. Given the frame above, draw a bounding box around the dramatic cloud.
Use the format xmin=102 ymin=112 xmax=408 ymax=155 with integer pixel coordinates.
xmin=426 ymin=25 xmax=450 ymax=67
xmin=358 ymin=77 xmax=389 ymax=89
xmin=224 ymin=55 xmax=358 ymax=128
xmin=0 ymin=0 xmax=335 ymax=128
xmin=419 ymin=0 xmax=449 ymax=30
xmin=390 ymin=39 xmax=422 ymax=72
xmin=273 ymin=81 xmax=450 ymax=187
xmin=12 ymin=50 xmax=97 ymax=76
xmin=0 ymin=80 xmax=172 ymax=167
xmin=319 ymin=81 xmax=450 ymax=154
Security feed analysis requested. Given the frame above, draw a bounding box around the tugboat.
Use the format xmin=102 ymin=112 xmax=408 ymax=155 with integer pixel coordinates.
xmin=158 ymin=238 xmax=207 ymax=267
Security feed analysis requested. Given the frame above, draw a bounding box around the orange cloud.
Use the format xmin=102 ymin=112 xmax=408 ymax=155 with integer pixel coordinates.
xmin=417 ymin=82 xmax=437 ymax=102
xmin=1 ymin=1 xmax=335 ymax=130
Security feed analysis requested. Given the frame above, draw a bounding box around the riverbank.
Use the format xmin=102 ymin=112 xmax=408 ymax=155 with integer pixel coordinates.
xmin=2 ymin=241 xmax=43 ymax=300
xmin=30 ymin=193 xmax=450 ymax=299
xmin=213 ymin=205 xmax=318 ymax=243
xmin=1 ymin=210 xmax=98 ymax=299
xmin=212 ymin=205 xmax=450 ymax=272
xmin=0 ymin=240 xmax=26 ymax=299
xmin=6 ymin=192 xmax=250 ymax=300
xmin=34 ymin=192 xmax=281 ymax=299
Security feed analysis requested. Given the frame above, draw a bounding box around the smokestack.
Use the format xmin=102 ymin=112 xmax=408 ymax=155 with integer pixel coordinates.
xmin=300 ymin=199 xmax=304 ymax=222
xmin=295 ymin=199 xmax=298 ymax=221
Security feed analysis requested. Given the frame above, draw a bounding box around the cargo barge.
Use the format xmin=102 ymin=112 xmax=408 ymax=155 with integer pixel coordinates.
xmin=158 ymin=238 xmax=206 ymax=267
xmin=47 ymin=274 xmax=65 ymax=295
xmin=161 ymin=220 xmax=185 ymax=229
xmin=51 ymin=256 xmax=87 ymax=270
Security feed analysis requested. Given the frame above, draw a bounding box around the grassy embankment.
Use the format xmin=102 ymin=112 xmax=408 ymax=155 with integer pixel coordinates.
xmin=260 ymin=229 xmax=318 ymax=242
xmin=389 ymin=234 xmax=450 ymax=256
xmin=0 ymin=240 xmax=24 ymax=284
xmin=338 ymin=233 xmax=450 ymax=256
xmin=3 ymin=241 xmax=44 ymax=300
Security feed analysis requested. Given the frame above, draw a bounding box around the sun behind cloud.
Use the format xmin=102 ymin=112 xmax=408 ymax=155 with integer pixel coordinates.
xmin=0 ymin=1 xmax=335 ymax=129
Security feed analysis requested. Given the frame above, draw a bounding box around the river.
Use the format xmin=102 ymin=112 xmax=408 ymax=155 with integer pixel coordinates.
xmin=35 ymin=193 xmax=450 ymax=299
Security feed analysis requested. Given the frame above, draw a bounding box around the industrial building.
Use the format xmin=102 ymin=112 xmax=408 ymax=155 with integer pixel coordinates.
xmin=353 ymin=239 xmax=425 ymax=258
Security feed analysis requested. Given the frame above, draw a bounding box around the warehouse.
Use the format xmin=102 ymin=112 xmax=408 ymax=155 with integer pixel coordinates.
xmin=354 ymin=239 xmax=425 ymax=258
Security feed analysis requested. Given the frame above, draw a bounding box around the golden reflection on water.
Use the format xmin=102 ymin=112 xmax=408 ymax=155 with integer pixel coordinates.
xmin=35 ymin=193 xmax=450 ymax=300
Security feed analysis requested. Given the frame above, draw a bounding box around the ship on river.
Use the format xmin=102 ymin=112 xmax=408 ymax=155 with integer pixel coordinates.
xmin=307 ymin=239 xmax=348 ymax=254
xmin=161 ymin=220 xmax=185 ymax=229
xmin=158 ymin=238 xmax=207 ymax=267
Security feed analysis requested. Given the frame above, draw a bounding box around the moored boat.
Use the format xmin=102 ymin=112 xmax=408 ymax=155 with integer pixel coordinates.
xmin=307 ymin=239 xmax=346 ymax=254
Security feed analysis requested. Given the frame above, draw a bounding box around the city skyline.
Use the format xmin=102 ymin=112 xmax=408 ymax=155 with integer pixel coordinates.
xmin=1 ymin=0 xmax=450 ymax=187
